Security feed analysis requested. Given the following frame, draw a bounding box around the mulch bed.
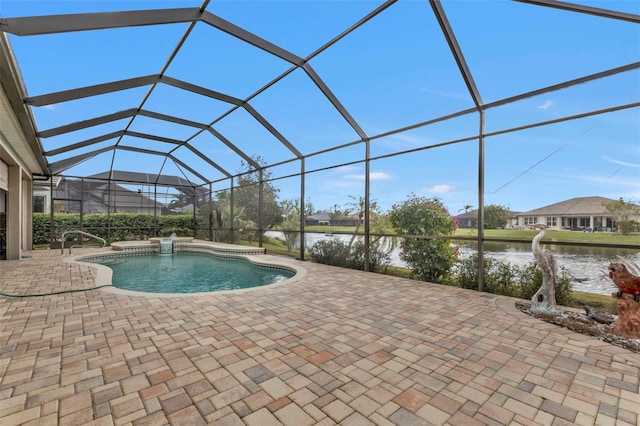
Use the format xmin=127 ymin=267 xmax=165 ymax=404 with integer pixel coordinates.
xmin=515 ymin=302 xmax=640 ymax=354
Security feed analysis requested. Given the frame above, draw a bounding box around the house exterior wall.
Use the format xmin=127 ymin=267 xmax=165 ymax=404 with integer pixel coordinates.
xmin=0 ymin=88 xmax=42 ymax=259
xmin=515 ymin=214 xmax=624 ymax=231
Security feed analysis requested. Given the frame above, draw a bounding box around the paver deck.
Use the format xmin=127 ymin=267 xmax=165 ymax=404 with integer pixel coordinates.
xmin=1 ymin=248 xmax=638 ymax=425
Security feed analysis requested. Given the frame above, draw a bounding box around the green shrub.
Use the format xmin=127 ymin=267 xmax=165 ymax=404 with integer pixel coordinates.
xmin=518 ymin=262 xmax=574 ymax=306
xmin=101 ymin=213 xmax=155 ymax=241
xmin=157 ymin=215 xmax=195 ymax=237
xmin=32 ymin=212 xmax=198 ymax=244
xmin=309 ymin=239 xmax=392 ymax=273
xmin=32 ymin=212 xmax=81 ymax=244
xmin=456 ymin=254 xmax=573 ymax=304
xmin=389 ymin=195 xmax=458 ymax=283
xmin=310 ymin=239 xmax=351 ymax=268
xmin=159 ymin=228 xmax=191 ymax=237
xmin=33 ymin=213 xmax=51 ymax=244
xmin=348 ymin=241 xmax=392 ymax=273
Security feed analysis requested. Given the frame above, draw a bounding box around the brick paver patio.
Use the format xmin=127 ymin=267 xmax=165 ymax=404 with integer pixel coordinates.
xmin=1 ymin=248 xmax=638 ymax=425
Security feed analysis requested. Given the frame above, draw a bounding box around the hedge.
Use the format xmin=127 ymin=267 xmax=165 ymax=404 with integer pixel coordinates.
xmin=32 ymin=213 xmax=200 ymax=245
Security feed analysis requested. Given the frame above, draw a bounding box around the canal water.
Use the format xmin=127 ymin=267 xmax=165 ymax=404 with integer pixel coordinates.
xmin=457 ymin=241 xmax=639 ymax=296
xmin=266 ymin=231 xmax=639 ymax=295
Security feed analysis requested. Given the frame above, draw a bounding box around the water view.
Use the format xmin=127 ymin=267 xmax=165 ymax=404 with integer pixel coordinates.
xmin=266 ymin=231 xmax=639 ymax=296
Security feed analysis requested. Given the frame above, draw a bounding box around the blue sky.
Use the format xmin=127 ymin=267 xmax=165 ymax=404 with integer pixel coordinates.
xmin=1 ymin=0 xmax=639 ymax=214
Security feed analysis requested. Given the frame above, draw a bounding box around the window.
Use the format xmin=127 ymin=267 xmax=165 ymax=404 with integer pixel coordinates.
xmin=546 ymin=217 xmax=557 ymax=227
xmin=33 ymin=196 xmax=45 ymax=213
xmin=524 ymin=217 xmax=536 ymax=225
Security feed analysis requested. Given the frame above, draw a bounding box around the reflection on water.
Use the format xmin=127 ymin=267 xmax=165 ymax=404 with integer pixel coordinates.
xmin=459 ymin=242 xmax=639 ymax=296
xmin=265 ymin=231 xmax=639 ymax=295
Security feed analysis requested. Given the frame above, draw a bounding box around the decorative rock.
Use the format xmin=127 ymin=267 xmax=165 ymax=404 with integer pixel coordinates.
xmin=612 ymin=293 xmax=640 ymax=338
xmin=584 ymin=305 xmax=615 ymax=325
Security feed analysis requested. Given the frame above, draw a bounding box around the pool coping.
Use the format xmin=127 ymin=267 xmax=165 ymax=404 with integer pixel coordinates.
xmin=65 ymin=240 xmax=307 ymax=298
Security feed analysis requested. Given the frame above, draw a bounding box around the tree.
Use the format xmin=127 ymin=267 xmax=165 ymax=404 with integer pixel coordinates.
xmin=344 ymin=195 xmax=397 ymax=269
xmin=483 ymin=204 xmax=510 ymax=229
xmin=309 ymin=196 xmax=395 ymax=272
xmin=344 ymin=195 xmax=370 ymax=248
xmin=278 ymin=198 xmax=314 ymax=251
xmin=197 ymin=201 xmax=223 ymax=241
xmin=458 ymin=204 xmax=473 ymax=213
xmin=329 ymin=203 xmax=348 ymax=220
xmin=602 ymin=198 xmax=640 ymax=235
xmin=200 ymin=199 xmax=251 ymax=242
xmin=216 ymin=156 xmax=283 ymax=231
xmin=389 ymin=194 xmax=458 ymax=283
xmin=168 ymin=192 xmax=194 ymax=214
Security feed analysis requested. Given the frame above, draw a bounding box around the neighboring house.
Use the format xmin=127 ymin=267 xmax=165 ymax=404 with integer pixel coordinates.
xmin=507 ymin=211 xmax=520 ymax=228
xmin=32 ymin=171 xmax=210 ymax=216
xmin=456 ymin=210 xmax=478 ymax=229
xmin=305 ymin=212 xmax=331 ymax=226
xmin=33 ymin=177 xmax=163 ymax=215
xmin=305 ymin=212 xmax=360 ymax=226
xmin=171 ymin=203 xmax=195 ymax=214
xmin=32 ymin=176 xmax=62 ymax=213
xmin=514 ymin=196 xmax=629 ymax=231
xmin=455 ymin=209 xmax=521 ymax=229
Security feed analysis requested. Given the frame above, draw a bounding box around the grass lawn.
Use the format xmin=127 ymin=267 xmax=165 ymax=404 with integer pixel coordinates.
xmin=306 ymin=225 xmax=639 ymax=245
xmin=305 ymin=225 xmax=361 ymax=233
xmin=455 ymin=228 xmax=639 ymax=245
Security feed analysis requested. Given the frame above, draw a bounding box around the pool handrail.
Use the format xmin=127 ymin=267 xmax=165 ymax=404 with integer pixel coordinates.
xmin=60 ymin=230 xmax=107 ymax=254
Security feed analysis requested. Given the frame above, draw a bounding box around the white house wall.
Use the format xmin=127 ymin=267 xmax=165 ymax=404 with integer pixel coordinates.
xmin=0 ymin=59 xmax=44 ymax=259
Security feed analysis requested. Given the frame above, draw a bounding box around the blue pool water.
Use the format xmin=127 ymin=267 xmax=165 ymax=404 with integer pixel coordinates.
xmin=86 ymin=253 xmax=294 ymax=293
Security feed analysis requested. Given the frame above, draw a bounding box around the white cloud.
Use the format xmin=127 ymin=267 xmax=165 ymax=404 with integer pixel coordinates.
xmin=427 ymin=184 xmax=455 ymax=194
xmin=370 ymin=172 xmax=391 ymax=180
xmin=42 ymin=105 xmax=55 ymax=110
xmin=538 ymin=100 xmax=553 ymax=110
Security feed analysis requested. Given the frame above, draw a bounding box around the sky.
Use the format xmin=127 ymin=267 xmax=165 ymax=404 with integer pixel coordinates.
xmin=1 ymin=0 xmax=639 ymax=214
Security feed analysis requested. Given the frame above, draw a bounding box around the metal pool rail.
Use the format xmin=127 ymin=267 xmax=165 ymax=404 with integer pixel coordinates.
xmin=60 ymin=230 xmax=107 ymax=254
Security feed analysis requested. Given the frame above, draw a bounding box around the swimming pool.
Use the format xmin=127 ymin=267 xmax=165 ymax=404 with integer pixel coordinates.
xmin=82 ymin=252 xmax=295 ymax=293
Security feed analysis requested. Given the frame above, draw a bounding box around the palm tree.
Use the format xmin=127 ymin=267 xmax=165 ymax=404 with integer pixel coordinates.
xmin=214 ymin=203 xmax=252 ymax=242
xmin=344 ymin=195 xmax=397 ymax=255
xmin=458 ymin=204 xmax=473 ymax=214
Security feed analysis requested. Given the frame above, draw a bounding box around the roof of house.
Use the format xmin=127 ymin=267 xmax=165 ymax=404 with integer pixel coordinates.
xmin=308 ymin=213 xmax=332 ymax=221
xmin=32 ymin=175 xmax=62 ymax=189
xmin=518 ymin=196 xmax=617 ymax=216
xmin=307 ymin=212 xmax=360 ymax=221
xmin=455 ymin=209 xmax=521 ymax=219
xmin=455 ymin=210 xmax=477 ymax=219
xmin=88 ymin=171 xmax=198 ymax=188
